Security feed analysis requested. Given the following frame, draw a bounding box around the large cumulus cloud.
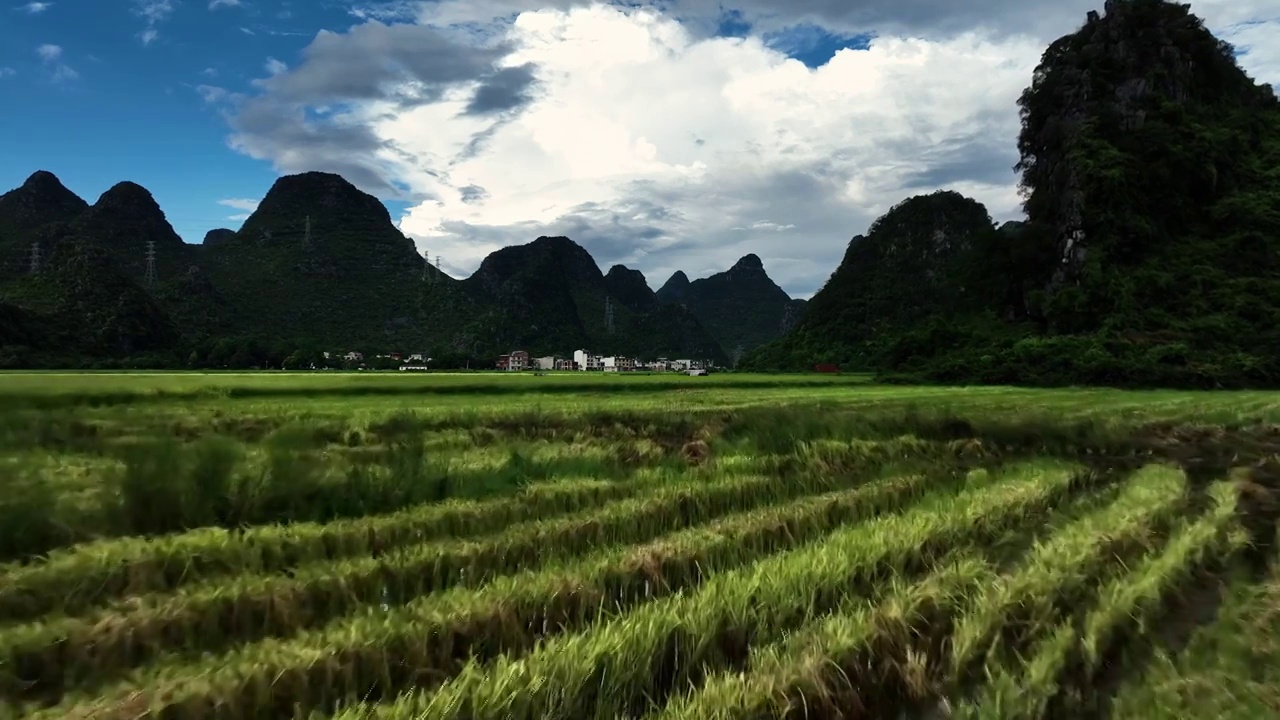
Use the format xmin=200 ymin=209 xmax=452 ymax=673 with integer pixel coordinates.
xmin=216 ymin=0 xmax=1280 ymax=296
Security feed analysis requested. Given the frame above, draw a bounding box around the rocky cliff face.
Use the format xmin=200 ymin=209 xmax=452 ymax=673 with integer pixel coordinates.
xmin=1018 ymin=0 xmax=1277 ymax=290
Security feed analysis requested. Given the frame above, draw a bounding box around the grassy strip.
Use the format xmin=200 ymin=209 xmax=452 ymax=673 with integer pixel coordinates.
xmin=0 ymin=464 xmax=931 ymax=703
xmin=647 ymin=463 xmax=1185 ymax=720
xmin=334 ymin=460 xmax=1087 ymax=720
xmin=0 ymin=476 xmax=651 ymax=622
xmin=26 ymin=460 xmax=973 ymax=720
xmin=952 ymin=479 xmax=1249 ymax=719
xmin=946 ymin=463 xmax=1189 ymax=684
xmin=1107 ymin=530 xmax=1280 ymax=719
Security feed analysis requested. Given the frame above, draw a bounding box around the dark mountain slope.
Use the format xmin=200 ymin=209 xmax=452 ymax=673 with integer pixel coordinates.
xmin=681 ymin=254 xmax=798 ymax=356
xmin=747 ymin=0 xmax=1280 ymax=388
xmin=655 ymin=271 xmax=691 ymax=304
xmin=604 ymin=264 xmax=657 ymax=312
xmin=460 ymin=237 xmax=725 ymax=360
xmin=746 ymin=191 xmax=1002 ymax=370
xmin=2 ymin=241 xmax=179 ymax=357
xmin=199 ymin=171 xmax=456 ymax=350
xmin=0 ymin=171 xmax=88 ymax=282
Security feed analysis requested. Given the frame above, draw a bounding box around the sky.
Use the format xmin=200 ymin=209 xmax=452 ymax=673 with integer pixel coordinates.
xmin=1 ymin=0 xmax=1277 ymax=297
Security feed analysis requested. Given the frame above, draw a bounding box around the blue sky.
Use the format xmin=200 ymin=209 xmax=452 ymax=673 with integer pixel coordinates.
xmin=0 ymin=0 xmax=1275 ymax=294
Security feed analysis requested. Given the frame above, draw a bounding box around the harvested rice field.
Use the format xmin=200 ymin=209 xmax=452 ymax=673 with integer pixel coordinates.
xmin=0 ymin=371 xmax=1278 ymax=719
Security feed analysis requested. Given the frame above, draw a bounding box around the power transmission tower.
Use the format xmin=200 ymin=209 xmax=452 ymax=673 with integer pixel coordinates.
xmin=435 ymin=255 xmax=441 ymax=272
xmin=302 ymin=215 xmax=311 ymax=247
xmin=732 ymin=344 xmax=744 ymax=368
xmin=423 ymin=251 xmax=431 ymax=281
xmin=28 ymin=240 xmax=41 ymax=274
xmin=144 ymin=240 xmax=157 ymax=287
xmin=605 ymin=296 xmax=615 ymax=333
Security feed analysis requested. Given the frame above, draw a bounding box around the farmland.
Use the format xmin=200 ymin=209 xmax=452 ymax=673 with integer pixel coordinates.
xmin=0 ymin=371 xmax=1278 ymax=719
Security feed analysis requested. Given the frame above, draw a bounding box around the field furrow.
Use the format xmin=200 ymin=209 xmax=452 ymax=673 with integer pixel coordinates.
xmin=0 ymin=476 xmax=650 ymax=621
xmin=20 ymin=459 xmax=989 ymax=720
xmin=0 ymin=466 xmax=933 ymax=703
xmin=646 ymin=462 xmax=1186 ymax=720
xmin=332 ymin=461 xmax=1085 ymax=720
xmin=952 ymin=479 xmax=1249 ymax=719
xmin=1107 ymin=529 xmax=1280 ymax=719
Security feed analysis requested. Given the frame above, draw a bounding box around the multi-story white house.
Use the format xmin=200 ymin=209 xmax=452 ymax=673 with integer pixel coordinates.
xmin=572 ymin=349 xmax=603 ymax=371
xmin=601 ymin=356 xmax=636 ymax=372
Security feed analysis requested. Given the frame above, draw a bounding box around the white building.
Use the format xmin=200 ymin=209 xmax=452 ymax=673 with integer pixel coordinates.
xmin=601 ymin=356 xmax=635 ymax=372
xmin=573 ymin=349 xmax=603 ymax=371
xmin=534 ymin=356 xmax=557 ymax=370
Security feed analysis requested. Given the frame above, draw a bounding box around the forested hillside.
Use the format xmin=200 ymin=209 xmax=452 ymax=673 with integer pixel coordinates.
xmin=747 ymin=0 xmax=1280 ymax=388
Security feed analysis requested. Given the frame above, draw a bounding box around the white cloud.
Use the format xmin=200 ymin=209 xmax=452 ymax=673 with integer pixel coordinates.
xmin=384 ymin=5 xmax=1040 ymax=292
xmin=208 ymin=0 xmax=240 ymax=8
xmin=195 ymin=84 xmax=228 ymax=103
xmin=133 ymin=0 xmax=174 ymax=45
xmin=0 ymin=67 xmax=15 ymax=77
xmin=218 ymin=197 xmax=259 ymax=220
xmin=222 ymin=1 xmax=1280 ymax=296
xmin=264 ymin=56 xmax=287 ymax=75
xmin=19 ymin=1 xmax=52 ymax=14
xmin=202 ymin=66 xmax=218 ymax=77
xmin=35 ymin=42 xmax=77 ymax=81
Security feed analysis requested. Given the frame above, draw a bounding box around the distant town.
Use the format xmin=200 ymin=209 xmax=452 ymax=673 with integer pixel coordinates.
xmin=325 ymin=349 xmax=714 ymax=374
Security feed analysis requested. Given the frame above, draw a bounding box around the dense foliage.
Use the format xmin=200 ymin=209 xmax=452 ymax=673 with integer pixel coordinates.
xmin=747 ymin=0 xmax=1280 ymax=388
xmin=0 ymin=174 xmax=735 ymax=367
xmin=656 ymin=254 xmax=806 ymax=360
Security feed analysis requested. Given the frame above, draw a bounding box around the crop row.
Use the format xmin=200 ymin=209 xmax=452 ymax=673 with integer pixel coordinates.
xmin=24 ymin=460 xmax=1084 ymax=720
xmin=644 ymin=463 xmax=1191 ymax=719
xmin=0 ymin=435 xmax=941 ymax=623
xmin=0 ymin=466 xmax=933 ymax=703
xmin=0 ymin=476 xmax=646 ymax=622
xmin=954 ymin=479 xmax=1249 ymax=718
xmin=329 ymin=460 xmax=1087 ymax=720
xmin=1105 ymin=527 xmax=1280 ymax=719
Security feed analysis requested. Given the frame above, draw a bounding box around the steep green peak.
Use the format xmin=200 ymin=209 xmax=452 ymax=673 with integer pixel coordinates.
xmin=865 ymin=190 xmax=994 ymax=244
xmin=470 ymin=235 xmax=603 ymax=289
xmin=604 ymin=264 xmax=656 ymax=311
xmin=93 ymin=181 xmax=160 ymax=212
xmin=20 ymin=170 xmax=77 ymax=198
xmin=202 ymin=228 xmax=236 ymax=246
xmin=250 ymin=171 xmax=393 ymax=228
xmin=655 ymin=270 xmax=691 ymax=301
xmin=81 ymin=180 xmax=187 ymax=249
xmin=730 ymin=253 xmax=764 ymax=272
xmin=0 ymin=170 xmax=87 ymax=235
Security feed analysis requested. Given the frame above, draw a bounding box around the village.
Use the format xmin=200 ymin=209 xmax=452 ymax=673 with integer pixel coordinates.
xmin=493 ymin=350 xmax=710 ymax=374
xmin=320 ymin=349 xmax=713 ymax=374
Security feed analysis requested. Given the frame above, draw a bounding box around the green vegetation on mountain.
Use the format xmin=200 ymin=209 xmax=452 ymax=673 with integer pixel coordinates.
xmin=462 ymin=238 xmax=725 ymax=361
xmin=0 ymin=171 xmax=727 ymax=367
xmin=0 ymin=171 xmax=87 ymax=283
xmin=198 ymin=171 xmax=447 ymax=353
xmin=656 ymin=255 xmax=807 ymax=360
xmin=747 ymin=0 xmax=1280 ymax=388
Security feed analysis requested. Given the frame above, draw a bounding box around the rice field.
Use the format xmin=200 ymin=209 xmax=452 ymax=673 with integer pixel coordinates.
xmin=0 ymin=371 xmax=1278 ymax=719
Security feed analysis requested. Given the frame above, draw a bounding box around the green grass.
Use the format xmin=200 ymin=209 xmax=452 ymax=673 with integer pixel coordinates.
xmin=0 ymin=372 xmax=1277 ymax=719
